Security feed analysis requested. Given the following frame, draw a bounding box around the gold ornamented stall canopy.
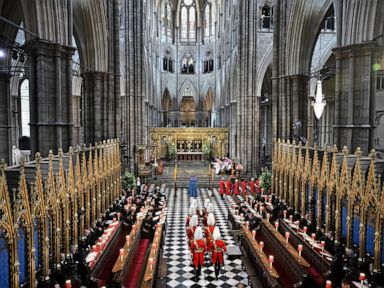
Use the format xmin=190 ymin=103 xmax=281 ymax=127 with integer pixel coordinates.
xmin=150 ymin=128 xmax=229 ymax=159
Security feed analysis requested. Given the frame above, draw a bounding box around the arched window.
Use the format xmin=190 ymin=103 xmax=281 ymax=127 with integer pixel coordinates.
xmin=181 ymin=53 xmax=195 ymax=74
xmin=204 ymin=51 xmax=214 ymax=73
xmin=204 ymin=0 xmax=216 ymax=38
xmin=180 ymin=0 xmax=196 ymax=41
xmin=260 ymin=5 xmax=273 ymax=30
xmin=163 ymin=49 xmax=174 ymax=73
xmin=20 ymin=79 xmax=30 ymax=137
xmin=161 ymin=1 xmax=173 ymax=41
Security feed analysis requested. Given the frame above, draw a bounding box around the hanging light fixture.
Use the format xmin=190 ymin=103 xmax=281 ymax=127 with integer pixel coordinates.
xmin=313 ymin=79 xmax=326 ymax=120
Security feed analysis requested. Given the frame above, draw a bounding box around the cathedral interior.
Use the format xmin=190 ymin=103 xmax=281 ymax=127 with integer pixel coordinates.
xmin=1 ymin=0 xmax=384 ymax=287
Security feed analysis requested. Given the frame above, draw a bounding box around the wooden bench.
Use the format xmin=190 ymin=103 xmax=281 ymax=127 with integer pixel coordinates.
xmin=241 ymin=256 xmax=263 ymax=287
xmin=156 ymin=258 xmax=168 ymax=288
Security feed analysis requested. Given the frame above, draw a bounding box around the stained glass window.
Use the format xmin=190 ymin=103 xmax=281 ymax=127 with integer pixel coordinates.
xmin=180 ymin=0 xmax=196 ymax=41
xmin=204 ymin=1 xmax=216 ymax=38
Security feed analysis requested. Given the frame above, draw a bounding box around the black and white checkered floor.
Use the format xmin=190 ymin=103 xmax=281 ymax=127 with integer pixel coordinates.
xmin=163 ymin=187 xmax=249 ymax=287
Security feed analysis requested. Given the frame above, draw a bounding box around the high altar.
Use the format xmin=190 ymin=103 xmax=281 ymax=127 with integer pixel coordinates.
xmin=150 ymin=128 xmax=229 ymax=160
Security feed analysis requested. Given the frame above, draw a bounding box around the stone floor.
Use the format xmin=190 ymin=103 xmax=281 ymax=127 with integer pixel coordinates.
xmin=163 ymin=186 xmax=250 ymax=287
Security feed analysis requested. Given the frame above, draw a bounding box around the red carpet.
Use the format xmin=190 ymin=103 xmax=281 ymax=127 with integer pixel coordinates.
xmin=96 ymin=228 xmax=127 ymax=284
xmin=122 ymin=239 xmax=150 ymax=288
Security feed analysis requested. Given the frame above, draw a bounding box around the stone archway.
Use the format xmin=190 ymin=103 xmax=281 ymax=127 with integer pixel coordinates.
xmin=162 ymin=88 xmax=172 ymax=127
xmin=180 ymin=95 xmax=196 ymax=127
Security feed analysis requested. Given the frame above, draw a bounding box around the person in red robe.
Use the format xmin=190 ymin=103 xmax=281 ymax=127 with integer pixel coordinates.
xmin=234 ymin=179 xmax=239 ymax=195
xmin=203 ymin=203 xmax=215 ymax=226
xmin=226 ymin=178 xmax=231 ymax=195
xmin=187 ymin=215 xmax=198 ymax=241
xmin=219 ymin=177 xmax=225 ymax=198
xmin=255 ymin=178 xmax=261 ymax=194
xmin=205 ymin=213 xmax=216 ymax=248
xmin=241 ymin=179 xmax=247 ymax=195
xmin=249 ymin=177 xmax=255 ymax=194
xmin=190 ymin=227 xmax=207 ymax=279
xmin=208 ymin=227 xmax=227 ymax=279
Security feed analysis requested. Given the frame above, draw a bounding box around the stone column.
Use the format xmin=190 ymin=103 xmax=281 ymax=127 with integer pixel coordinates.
xmin=290 ymin=75 xmax=309 ymax=140
xmin=0 ymin=73 xmax=13 ymax=163
xmin=333 ymin=42 xmax=375 ymax=153
xmin=82 ymin=71 xmax=119 ymax=144
xmin=26 ymin=40 xmax=75 ymax=156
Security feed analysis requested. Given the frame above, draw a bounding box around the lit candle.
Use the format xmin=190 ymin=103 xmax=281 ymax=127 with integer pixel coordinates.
xmin=274 ymin=221 xmax=279 ymax=234
xmin=311 ymin=233 xmax=316 ymax=247
xmin=246 ymin=221 xmax=250 ymax=228
xmin=260 ymin=241 xmax=264 ymax=252
xmin=359 ymin=273 xmax=365 ymax=287
xmin=298 ymin=244 xmax=303 ymax=259
xmin=113 ymin=217 xmax=116 ymax=222
xmin=289 ymin=215 xmax=293 ymax=223
xmin=285 ymin=232 xmax=290 ymax=246
xmin=283 ymin=210 xmax=287 ymax=219
xmin=266 ymin=213 xmax=270 ymax=221
xmin=252 ymin=230 xmax=256 ymax=240
xmin=126 ymin=235 xmax=130 ymax=243
xmin=269 ymin=255 xmax=274 ymax=270
xmin=325 ymin=280 xmax=332 ymax=288
xmin=66 ymin=280 xmax=71 ymax=288
xmin=117 ymin=212 xmax=121 ymax=220
xmin=320 ymin=241 xmax=325 ymax=254
xmin=303 ymin=226 xmax=307 ymax=234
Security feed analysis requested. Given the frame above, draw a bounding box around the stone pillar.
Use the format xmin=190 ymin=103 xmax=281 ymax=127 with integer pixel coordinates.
xmin=0 ymin=73 xmax=13 ymax=163
xmin=26 ymin=40 xmax=75 ymax=156
xmin=82 ymin=71 xmax=118 ymax=144
xmin=333 ymin=42 xmax=375 ymax=153
xmin=290 ymin=75 xmax=309 ymax=140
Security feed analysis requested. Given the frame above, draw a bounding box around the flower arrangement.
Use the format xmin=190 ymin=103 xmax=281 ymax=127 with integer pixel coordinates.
xmin=122 ymin=171 xmax=137 ymax=193
xmin=167 ymin=143 xmax=177 ymax=160
xmin=202 ymin=143 xmax=211 ymax=159
xmin=259 ymin=168 xmax=272 ymax=194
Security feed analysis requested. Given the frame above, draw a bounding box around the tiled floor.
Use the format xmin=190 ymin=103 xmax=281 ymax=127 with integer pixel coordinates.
xmin=164 ymin=187 xmax=249 ymax=287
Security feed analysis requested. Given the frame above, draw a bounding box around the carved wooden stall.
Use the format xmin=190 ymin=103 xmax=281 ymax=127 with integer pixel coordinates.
xmin=0 ymin=139 xmax=122 ymax=287
xmin=272 ymin=139 xmax=384 ymax=272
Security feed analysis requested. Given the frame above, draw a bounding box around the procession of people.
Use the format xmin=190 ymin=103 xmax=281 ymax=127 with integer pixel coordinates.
xmin=185 ymin=199 xmax=227 ymax=281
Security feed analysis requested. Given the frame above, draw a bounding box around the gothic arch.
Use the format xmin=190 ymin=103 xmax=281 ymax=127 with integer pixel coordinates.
xmin=175 ymin=0 xmax=201 ymax=28
xmin=285 ymin=0 xmax=333 ymax=75
xmin=256 ymin=43 xmax=273 ymax=97
xmin=73 ymin=0 xmax=109 ymax=72
xmin=178 ymin=80 xmax=198 ymax=107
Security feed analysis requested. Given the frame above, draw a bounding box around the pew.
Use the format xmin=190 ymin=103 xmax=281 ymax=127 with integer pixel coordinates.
xmin=279 ymin=219 xmax=331 ymax=281
xmin=141 ymin=223 xmax=165 ymax=288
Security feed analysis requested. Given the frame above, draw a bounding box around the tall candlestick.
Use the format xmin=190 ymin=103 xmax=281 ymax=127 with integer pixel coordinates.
xmin=285 ymin=232 xmax=290 ymax=246
xmin=269 ymin=255 xmax=274 ymax=271
xmin=260 ymin=241 xmax=264 ymax=252
xmin=66 ymin=280 xmax=71 ymax=288
xmin=274 ymin=221 xmax=279 ymax=234
xmin=359 ymin=273 xmax=365 ymax=287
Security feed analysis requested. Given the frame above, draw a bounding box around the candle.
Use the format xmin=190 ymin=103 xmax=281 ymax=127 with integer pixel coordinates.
xmin=246 ymin=221 xmax=250 ymax=228
xmin=266 ymin=213 xmax=270 ymax=221
xmin=252 ymin=230 xmax=256 ymax=240
xmin=303 ymin=226 xmax=307 ymax=234
xmin=113 ymin=217 xmax=116 ymax=222
xmin=117 ymin=212 xmax=121 ymax=219
xmin=359 ymin=273 xmax=365 ymax=287
xmin=269 ymin=255 xmax=274 ymax=270
xmin=311 ymin=233 xmax=316 ymax=247
xmin=325 ymin=280 xmax=332 ymax=288
xmin=126 ymin=235 xmax=130 ymax=243
xmin=285 ymin=232 xmax=290 ymax=246
xmin=320 ymin=241 xmax=325 ymax=253
xmin=289 ymin=215 xmax=293 ymax=223
xmin=298 ymin=244 xmax=303 ymax=259
xmin=274 ymin=221 xmax=279 ymax=234
xmin=66 ymin=280 xmax=71 ymax=288
xmin=260 ymin=241 xmax=264 ymax=252
xmin=283 ymin=210 xmax=287 ymax=219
